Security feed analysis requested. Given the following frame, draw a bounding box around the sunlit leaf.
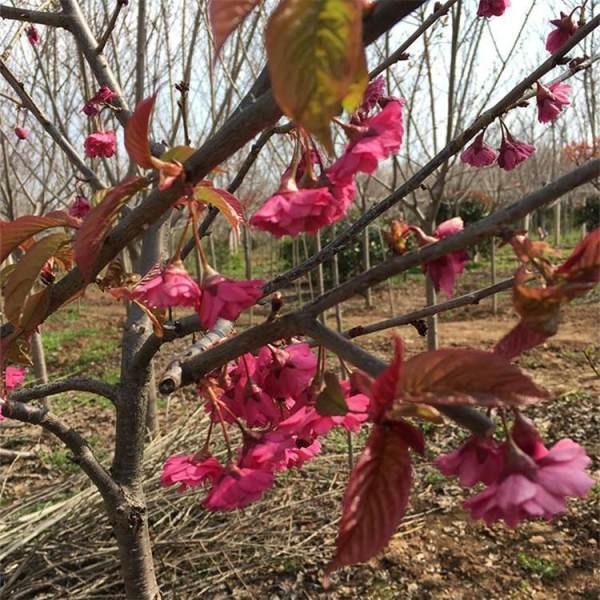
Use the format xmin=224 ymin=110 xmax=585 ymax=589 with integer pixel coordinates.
xmin=316 ymin=371 xmax=348 ymax=416
xmin=18 ymin=288 xmax=50 ymax=331
xmin=3 ymin=233 xmax=71 ymax=325
xmin=494 ymin=320 xmax=552 ymax=361
xmin=124 ymin=95 xmax=156 ymax=169
xmin=0 ymin=211 xmax=79 ymax=264
xmin=208 ymin=0 xmax=261 ymax=57
xmin=74 ymin=177 xmax=147 ymax=282
xmin=266 ymin=0 xmax=365 ymax=152
xmin=370 ymin=336 xmax=403 ymax=421
xmin=194 ymin=182 xmax=245 ymax=234
xmin=326 ymin=423 xmax=412 ymax=574
xmin=557 ymin=226 xmax=600 ymax=291
xmin=160 ymin=145 xmax=196 ymax=163
xmin=342 ymin=48 xmax=368 ymax=113
xmin=1 ymin=331 xmax=32 ymax=365
xmin=396 ymin=348 xmax=549 ymax=407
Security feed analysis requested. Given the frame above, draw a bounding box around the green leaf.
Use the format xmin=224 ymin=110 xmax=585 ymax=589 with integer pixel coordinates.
xmin=194 ymin=182 xmax=245 ymax=234
xmin=316 ymin=371 xmax=348 ymax=416
xmin=160 ymin=145 xmax=196 ymax=163
xmin=266 ymin=0 xmax=365 ymax=153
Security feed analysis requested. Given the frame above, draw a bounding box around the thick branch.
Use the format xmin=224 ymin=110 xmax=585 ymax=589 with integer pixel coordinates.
xmin=301 ymin=318 xmax=495 ymax=436
xmin=306 ymin=159 xmax=600 ymax=315
xmin=158 ymin=158 xmax=599 ymax=391
xmin=0 ymin=5 xmax=68 ymax=28
xmin=3 ymin=400 xmax=119 ymax=500
xmin=346 ymin=278 xmax=515 ymax=338
xmin=262 ymin=13 xmax=600 ymax=296
xmin=0 ymin=57 xmax=106 ymax=191
xmin=9 ymin=377 xmax=119 ymax=404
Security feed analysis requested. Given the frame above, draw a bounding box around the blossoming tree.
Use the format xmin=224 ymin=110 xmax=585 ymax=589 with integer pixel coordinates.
xmin=0 ymin=0 xmax=599 ymax=598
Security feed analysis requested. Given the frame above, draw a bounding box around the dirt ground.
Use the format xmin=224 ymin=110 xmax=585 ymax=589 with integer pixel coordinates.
xmin=0 ymin=258 xmax=598 ymax=598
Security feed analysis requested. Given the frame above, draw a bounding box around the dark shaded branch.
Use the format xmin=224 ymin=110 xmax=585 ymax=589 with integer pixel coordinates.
xmin=96 ymin=0 xmax=126 ymax=54
xmin=9 ymin=377 xmax=119 ymax=404
xmin=301 ymin=318 xmax=495 ymax=436
xmin=0 ymin=5 xmax=68 ymax=28
xmin=262 ymin=13 xmax=600 ymax=297
xmin=346 ymin=278 xmax=515 ymax=339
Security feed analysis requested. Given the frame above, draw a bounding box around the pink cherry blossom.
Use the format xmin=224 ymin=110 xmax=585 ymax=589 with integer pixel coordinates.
xmin=497 ymin=133 xmax=535 ymax=171
xmin=464 ymin=439 xmax=593 ymax=527
xmin=536 ymin=82 xmax=571 ymax=123
xmin=546 ymin=12 xmax=577 ymax=55
xmin=435 ymin=435 xmax=505 ymax=487
xmin=5 ymin=366 xmax=26 ymax=392
xmin=258 ymin=343 xmax=317 ymax=400
xmin=511 ymin=412 xmax=549 ymax=460
xmin=26 ymin=25 xmax=40 ymax=46
xmin=198 ymin=271 xmax=263 ymax=329
xmin=160 ymin=454 xmax=223 ymax=493
xmin=203 ymin=466 xmax=274 ymax=511
xmin=477 ymin=0 xmax=510 ymax=17
xmin=131 ymin=260 xmax=201 ymax=309
xmin=328 ymin=98 xmax=405 ymax=180
xmin=357 ymin=76 xmax=385 ymax=119
xmin=408 ymin=217 xmax=469 ymax=297
xmin=460 ymin=131 xmax=497 ymax=167
xmin=68 ymin=195 xmax=91 ymax=218
xmin=82 ymin=86 xmax=117 ymax=117
xmin=250 ymin=186 xmax=339 ymax=237
xmin=14 ymin=127 xmax=28 ymax=141
xmin=84 ymin=130 xmax=117 ymax=158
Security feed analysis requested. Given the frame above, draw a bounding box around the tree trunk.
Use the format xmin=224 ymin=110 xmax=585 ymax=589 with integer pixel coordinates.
xmin=425 ymin=276 xmax=438 ymax=350
xmin=105 ymin=485 xmax=160 ymax=599
xmin=145 ymin=365 xmax=159 ymax=437
xmin=361 ymin=194 xmax=372 ymax=308
xmin=242 ymin=225 xmax=253 ymax=325
xmin=31 ymin=331 xmax=49 ymax=408
xmin=491 ymin=237 xmax=498 ymax=315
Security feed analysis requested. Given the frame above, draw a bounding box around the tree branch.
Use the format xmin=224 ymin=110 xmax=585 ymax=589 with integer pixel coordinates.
xmin=301 ymin=318 xmax=495 ymax=436
xmin=0 ymin=5 xmax=68 ymax=28
xmin=262 ymin=13 xmax=600 ymax=296
xmin=2 ymin=400 xmax=119 ymax=500
xmin=157 ymin=158 xmax=599 ymax=392
xmin=96 ymin=0 xmax=126 ymax=54
xmin=346 ymin=277 xmax=515 ymax=339
xmin=9 ymin=377 xmax=119 ymax=405
xmin=0 ymin=57 xmax=106 ymax=191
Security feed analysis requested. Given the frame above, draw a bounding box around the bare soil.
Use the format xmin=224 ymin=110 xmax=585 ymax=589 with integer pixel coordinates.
xmin=0 ymin=260 xmax=598 ymax=598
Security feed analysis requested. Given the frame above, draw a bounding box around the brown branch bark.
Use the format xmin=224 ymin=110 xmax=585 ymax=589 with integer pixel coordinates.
xmin=0 ymin=5 xmax=68 ymax=28
xmin=9 ymin=377 xmax=119 ymax=404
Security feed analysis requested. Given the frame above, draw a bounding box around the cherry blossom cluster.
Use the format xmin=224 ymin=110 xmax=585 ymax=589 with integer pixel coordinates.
xmin=436 ymin=412 xmax=593 ymax=527
xmin=161 ymin=343 xmax=370 ymax=510
xmin=384 ymin=217 xmax=469 ymax=297
xmin=250 ymin=79 xmax=405 ymax=237
xmin=462 ymin=5 xmax=581 ymax=172
xmin=114 ymin=259 xmax=264 ymax=331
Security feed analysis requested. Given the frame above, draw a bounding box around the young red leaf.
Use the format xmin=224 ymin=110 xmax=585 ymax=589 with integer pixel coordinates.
xmin=396 ymin=348 xmax=549 ymax=407
xmin=369 ymin=336 xmax=403 ymax=422
xmin=208 ymin=0 xmax=261 ymax=58
xmin=556 ymin=226 xmax=600 ymax=290
xmin=3 ymin=232 xmax=71 ymax=325
xmin=265 ymin=0 xmax=366 ymax=152
xmin=0 ymin=211 xmax=79 ymax=264
xmin=494 ymin=320 xmax=551 ymax=361
xmin=327 ymin=423 xmax=412 ymax=574
xmin=74 ymin=177 xmax=146 ymax=282
xmin=124 ymin=95 xmax=156 ymax=169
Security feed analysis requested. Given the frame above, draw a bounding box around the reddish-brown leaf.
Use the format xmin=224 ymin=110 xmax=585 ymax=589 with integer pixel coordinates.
xmin=124 ymin=95 xmax=156 ymax=169
xmin=209 ymin=0 xmax=261 ymax=58
xmin=3 ymin=232 xmax=71 ymax=325
xmin=397 ymin=348 xmax=549 ymax=407
xmin=194 ymin=182 xmax=245 ymax=234
xmin=370 ymin=336 xmax=403 ymax=421
xmin=327 ymin=423 xmax=412 ymax=574
xmin=556 ymin=226 xmax=600 ymax=290
xmin=74 ymin=177 xmax=146 ymax=282
xmin=0 ymin=211 xmax=79 ymax=264
xmin=494 ymin=320 xmax=551 ymax=361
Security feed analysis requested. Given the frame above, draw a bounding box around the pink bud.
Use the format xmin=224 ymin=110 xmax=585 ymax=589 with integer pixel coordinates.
xmin=14 ymin=127 xmax=28 ymax=141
